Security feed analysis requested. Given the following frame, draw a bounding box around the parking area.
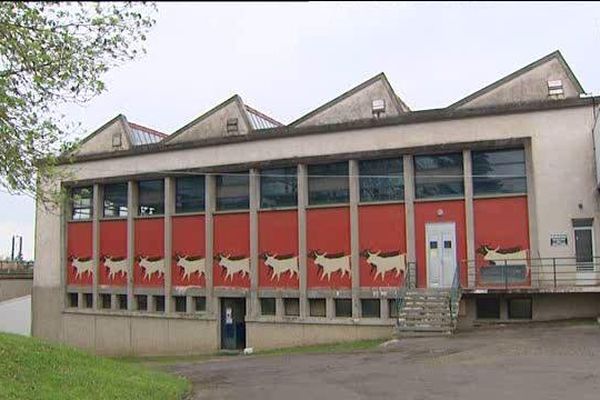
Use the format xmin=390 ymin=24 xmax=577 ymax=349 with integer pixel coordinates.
xmin=169 ymin=322 xmax=600 ymax=400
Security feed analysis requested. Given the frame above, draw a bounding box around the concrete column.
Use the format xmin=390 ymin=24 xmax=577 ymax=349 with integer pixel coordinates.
xmin=326 ymin=297 xmax=335 ymax=319
xmin=164 ymin=177 xmax=174 ymax=313
xmin=349 ymin=160 xmax=360 ymax=318
xmin=186 ymin=295 xmax=194 ymax=313
xmin=61 ymin=188 xmax=68 ymax=310
xmin=249 ymin=168 xmax=260 ymax=318
xmin=380 ymin=296 xmax=389 ymax=319
xmin=297 ymin=164 xmax=308 ymax=318
xmin=205 ymin=174 xmax=216 ymax=315
xmin=524 ymin=140 xmax=539 ymax=258
xmin=463 ymin=149 xmax=475 ymax=288
xmin=92 ymin=184 xmax=101 ymax=309
xmin=276 ymin=297 xmax=284 ymax=318
xmin=403 ymin=155 xmax=417 ymax=288
xmin=126 ymin=181 xmax=137 ymax=310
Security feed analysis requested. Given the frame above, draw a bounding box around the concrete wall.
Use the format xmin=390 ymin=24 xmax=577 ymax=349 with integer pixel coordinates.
xmin=0 ymin=295 xmax=31 ymax=336
xmin=0 ymin=277 xmax=32 ymax=302
xmin=76 ymin=117 xmax=130 ymax=156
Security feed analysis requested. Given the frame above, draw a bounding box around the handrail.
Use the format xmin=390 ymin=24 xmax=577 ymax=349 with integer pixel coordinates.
xmin=395 ymin=261 xmax=415 ymax=325
xmin=449 ymin=262 xmax=461 ymax=324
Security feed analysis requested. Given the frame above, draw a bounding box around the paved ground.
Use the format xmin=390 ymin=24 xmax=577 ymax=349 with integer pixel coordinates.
xmin=169 ymin=322 xmax=600 ymax=400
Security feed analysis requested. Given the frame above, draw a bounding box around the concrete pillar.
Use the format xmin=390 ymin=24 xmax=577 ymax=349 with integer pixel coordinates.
xmin=524 ymin=140 xmax=539 ymax=258
xmin=249 ymin=168 xmax=260 ymax=318
xmin=61 ymin=188 xmax=68 ymax=310
xmin=276 ymin=297 xmax=284 ymax=318
xmin=326 ymin=297 xmax=335 ymax=319
xmin=164 ymin=177 xmax=174 ymax=313
xmin=186 ymin=295 xmax=194 ymax=313
xmin=126 ymin=180 xmax=137 ymax=310
xmin=403 ymin=155 xmax=417 ymax=288
xmin=380 ymin=296 xmax=389 ymax=318
xmin=92 ymin=184 xmax=101 ymax=309
xmin=349 ymin=160 xmax=360 ymax=318
xmin=205 ymin=174 xmax=216 ymax=315
xmin=464 ymin=149 xmax=475 ymax=288
xmin=297 ymin=164 xmax=308 ymax=318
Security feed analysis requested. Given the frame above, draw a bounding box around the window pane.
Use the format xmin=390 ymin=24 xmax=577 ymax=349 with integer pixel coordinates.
xmin=334 ymin=299 xmax=352 ymax=317
xmin=508 ymin=298 xmax=532 ymax=319
xmin=194 ymin=296 xmax=206 ymax=312
xmin=138 ymin=180 xmax=164 ymax=216
xmin=174 ymin=296 xmax=187 ymax=312
xmin=260 ymin=298 xmax=276 ymax=316
xmin=284 ymin=298 xmax=300 ymax=316
xmin=414 ymin=153 xmax=464 ymax=199
xmin=308 ymin=162 xmax=349 ymax=205
xmin=476 ymin=297 xmax=500 ymax=319
xmin=472 ymin=149 xmax=527 ymax=195
xmin=359 ymin=158 xmax=404 ymax=202
xmin=71 ymin=186 xmax=93 ymax=220
xmin=361 ymin=299 xmax=380 ymax=318
xmin=103 ymin=183 xmax=128 ymax=217
xmin=216 ymin=173 xmax=249 ymax=211
xmin=261 ymin=167 xmax=297 ymax=208
xmin=309 ymin=298 xmax=326 ymax=317
xmin=176 ymin=176 xmax=205 ymax=213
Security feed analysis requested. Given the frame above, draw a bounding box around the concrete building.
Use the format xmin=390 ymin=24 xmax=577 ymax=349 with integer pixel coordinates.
xmin=33 ymin=50 xmax=600 ymax=355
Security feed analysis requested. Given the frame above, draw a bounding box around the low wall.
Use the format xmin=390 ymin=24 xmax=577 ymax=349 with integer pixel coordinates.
xmin=0 ymin=275 xmax=33 ymax=302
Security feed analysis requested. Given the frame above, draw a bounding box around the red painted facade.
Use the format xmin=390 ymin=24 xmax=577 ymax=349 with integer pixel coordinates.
xmin=99 ymin=220 xmax=128 ymax=286
xmin=134 ymin=218 xmax=165 ymax=287
xmin=306 ymin=207 xmax=351 ymax=289
xmin=172 ymin=215 xmax=206 ymax=287
xmin=415 ymin=200 xmax=467 ymax=288
xmin=213 ymin=213 xmax=250 ymax=288
xmin=358 ymin=204 xmax=406 ymax=287
xmin=258 ymin=210 xmax=299 ymax=288
xmin=66 ymin=221 xmax=93 ymax=285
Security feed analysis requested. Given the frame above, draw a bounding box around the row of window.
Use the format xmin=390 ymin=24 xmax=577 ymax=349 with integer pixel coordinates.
xmin=260 ymin=297 xmax=397 ymax=319
xmin=68 ymin=292 xmax=207 ymax=313
xmin=71 ymin=149 xmax=527 ymax=219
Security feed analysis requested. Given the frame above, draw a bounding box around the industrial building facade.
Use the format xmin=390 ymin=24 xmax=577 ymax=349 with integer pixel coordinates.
xmin=33 ymin=51 xmax=600 ymax=355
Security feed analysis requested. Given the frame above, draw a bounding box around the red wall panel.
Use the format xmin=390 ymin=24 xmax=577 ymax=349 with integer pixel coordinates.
xmin=415 ymin=200 xmax=467 ymax=288
xmin=172 ymin=215 xmax=206 ymax=287
xmin=99 ymin=220 xmax=128 ymax=286
xmin=258 ymin=210 xmax=299 ymax=288
xmin=134 ymin=218 xmax=164 ymax=287
xmin=358 ymin=204 xmax=406 ymax=287
xmin=213 ymin=213 xmax=250 ymax=288
xmin=66 ymin=222 xmax=93 ymax=285
xmin=306 ymin=207 xmax=351 ymax=289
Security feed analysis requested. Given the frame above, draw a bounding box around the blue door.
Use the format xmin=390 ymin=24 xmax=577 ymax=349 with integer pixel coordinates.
xmin=220 ymin=298 xmax=246 ymax=350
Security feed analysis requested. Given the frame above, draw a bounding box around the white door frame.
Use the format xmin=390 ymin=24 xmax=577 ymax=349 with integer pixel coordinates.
xmin=425 ymin=222 xmax=457 ymax=288
xmin=574 ymin=226 xmax=596 ymax=285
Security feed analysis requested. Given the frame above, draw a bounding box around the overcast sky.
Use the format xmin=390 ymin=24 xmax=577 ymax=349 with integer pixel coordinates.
xmin=1 ymin=1 xmax=600 ymax=260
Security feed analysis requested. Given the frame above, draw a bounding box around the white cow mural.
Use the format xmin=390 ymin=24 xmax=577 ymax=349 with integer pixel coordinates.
xmin=362 ymin=250 xmax=406 ymax=280
xmin=175 ymin=255 xmax=206 ymax=280
xmin=262 ymin=253 xmax=299 ymax=281
xmin=70 ymin=257 xmax=94 ymax=279
xmin=103 ymin=256 xmax=127 ymax=279
xmin=216 ymin=254 xmax=250 ymax=281
xmin=138 ymin=256 xmax=165 ymax=280
xmin=309 ymin=251 xmax=351 ymax=281
xmin=477 ymin=245 xmax=530 ymax=274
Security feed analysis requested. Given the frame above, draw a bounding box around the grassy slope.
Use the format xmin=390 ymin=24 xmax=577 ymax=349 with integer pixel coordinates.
xmin=0 ymin=332 xmax=189 ymax=400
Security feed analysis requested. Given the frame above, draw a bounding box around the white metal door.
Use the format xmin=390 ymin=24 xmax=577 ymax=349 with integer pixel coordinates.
xmin=426 ymin=222 xmax=457 ymax=288
xmin=575 ymin=227 xmax=595 ymax=285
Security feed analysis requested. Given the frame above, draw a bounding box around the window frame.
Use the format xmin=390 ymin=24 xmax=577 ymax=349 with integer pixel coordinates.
xmin=308 ymin=161 xmax=350 ymax=206
xmin=175 ymin=175 xmax=206 ymax=214
xmin=137 ymin=179 xmax=165 ymax=216
xmin=103 ymin=182 xmax=128 ymax=218
xmin=360 ymin=299 xmax=381 ymax=318
xmin=260 ymin=167 xmax=298 ymax=209
xmin=472 ymin=148 xmax=527 ymax=197
xmin=216 ymin=172 xmax=250 ymax=211
xmin=70 ymin=186 xmax=94 ymax=220
xmin=414 ymin=153 xmax=464 ymax=200
xmin=358 ymin=157 xmax=404 ymax=203
xmin=260 ymin=298 xmax=276 ymax=316
xmin=309 ymin=298 xmax=326 ymax=317
xmin=334 ymin=298 xmax=352 ymax=318
xmin=283 ymin=298 xmax=300 ymax=317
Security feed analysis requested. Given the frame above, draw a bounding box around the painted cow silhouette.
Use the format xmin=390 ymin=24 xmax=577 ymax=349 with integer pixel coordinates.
xmin=103 ymin=256 xmax=127 ymax=279
xmin=309 ymin=251 xmax=351 ymax=281
xmin=216 ymin=254 xmax=250 ymax=281
xmin=477 ymin=245 xmax=528 ymax=267
xmin=362 ymin=250 xmax=406 ymax=280
xmin=71 ymin=257 xmax=94 ymax=279
xmin=175 ymin=255 xmax=205 ymax=280
xmin=262 ymin=253 xmax=298 ymax=281
xmin=138 ymin=256 xmax=165 ymax=280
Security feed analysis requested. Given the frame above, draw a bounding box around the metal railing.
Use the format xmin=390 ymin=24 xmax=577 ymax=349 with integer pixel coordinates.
xmin=394 ymin=261 xmax=416 ymax=321
xmin=462 ymin=257 xmax=600 ymax=289
xmin=449 ymin=263 xmax=461 ymax=324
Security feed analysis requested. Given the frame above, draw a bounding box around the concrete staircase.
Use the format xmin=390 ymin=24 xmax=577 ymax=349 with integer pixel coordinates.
xmin=395 ymin=289 xmax=461 ymax=336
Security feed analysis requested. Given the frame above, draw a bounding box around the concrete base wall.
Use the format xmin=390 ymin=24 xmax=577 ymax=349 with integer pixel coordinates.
xmin=247 ymin=321 xmax=393 ymax=350
xmin=0 ymin=278 xmax=32 ymax=302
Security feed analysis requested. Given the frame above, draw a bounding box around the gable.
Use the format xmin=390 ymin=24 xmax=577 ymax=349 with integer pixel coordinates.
xmin=291 ymin=73 xmax=409 ymax=128
xmin=450 ymin=51 xmax=584 ymax=109
xmin=75 ymin=115 xmax=132 ymax=156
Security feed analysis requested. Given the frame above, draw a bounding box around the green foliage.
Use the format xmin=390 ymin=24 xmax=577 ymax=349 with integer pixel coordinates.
xmin=0 ymin=332 xmax=190 ymax=400
xmin=0 ymin=2 xmax=156 ymax=203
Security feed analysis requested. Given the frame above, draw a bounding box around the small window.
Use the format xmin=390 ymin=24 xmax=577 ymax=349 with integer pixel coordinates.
xmin=308 ymin=162 xmax=349 ymax=205
xmin=103 ymin=183 xmax=128 ymax=217
xmin=138 ymin=180 xmax=164 ymax=216
xmin=260 ymin=298 xmax=276 ymax=316
xmin=284 ymin=298 xmax=300 ymax=316
xmin=216 ymin=173 xmax=249 ymax=211
xmin=429 ymin=241 xmax=438 ymax=249
xmin=444 ymin=241 xmax=452 ymax=249
xmin=359 ymin=158 xmax=404 ymax=202
xmin=476 ymin=297 xmax=500 ymax=319
xmin=71 ymin=187 xmax=93 ymax=220
xmin=414 ymin=153 xmax=464 ymax=199
xmin=68 ymin=293 xmax=79 ymax=308
xmin=83 ymin=293 xmax=93 ymax=309
xmin=194 ymin=296 xmax=206 ymax=312
xmin=176 ymin=176 xmax=205 ymax=213
xmin=101 ymin=294 xmax=112 ymax=309
xmin=508 ymin=298 xmax=532 ymax=319
xmin=136 ymin=295 xmax=148 ymax=311
xmin=174 ymin=296 xmax=187 ymax=313
xmin=335 ymin=298 xmax=352 ymax=318
xmin=117 ymin=294 xmax=128 ymax=310
xmin=260 ymin=167 xmax=297 ymax=208
xmin=309 ymin=298 xmax=326 ymax=317
xmin=472 ymin=149 xmax=526 ymax=196
xmin=388 ymin=299 xmax=399 ymax=318
xmin=154 ymin=295 xmax=165 ymax=312
xmin=361 ymin=299 xmax=380 ymax=318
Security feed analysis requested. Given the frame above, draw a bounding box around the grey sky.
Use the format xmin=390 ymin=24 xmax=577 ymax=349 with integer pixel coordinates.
xmin=1 ymin=1 xmax=599 ymax=259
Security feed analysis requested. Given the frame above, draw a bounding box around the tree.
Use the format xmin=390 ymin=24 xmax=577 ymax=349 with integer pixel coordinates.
xmin=0 ymin=2 xmax=156 ymax=203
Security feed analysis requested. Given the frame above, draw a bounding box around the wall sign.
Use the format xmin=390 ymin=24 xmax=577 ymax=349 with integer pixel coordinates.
xmin=550 ymin=234 xmax=568 ymax=247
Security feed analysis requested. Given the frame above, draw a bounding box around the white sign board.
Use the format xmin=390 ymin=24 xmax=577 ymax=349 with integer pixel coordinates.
xmin=550 ymin=233 xmax=568 ymax=247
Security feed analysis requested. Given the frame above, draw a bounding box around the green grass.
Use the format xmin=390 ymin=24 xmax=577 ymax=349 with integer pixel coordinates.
xmin=0 ymin=332 xmax=190 ymax=400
